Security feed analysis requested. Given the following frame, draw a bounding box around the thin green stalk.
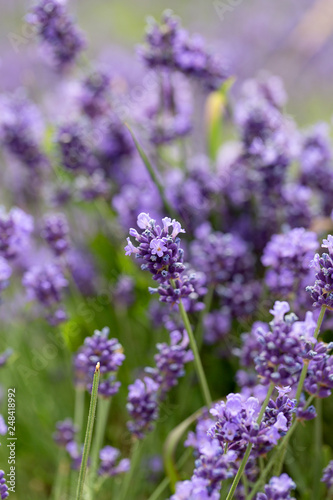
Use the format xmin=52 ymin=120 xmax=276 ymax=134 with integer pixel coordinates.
xmin=69 ymin=387 xmax=86 ymax=499
xmin=89 ymin=397 xmax=111 ymax=482
xmin=312 ymin=398 xmax=322 ymax=500
xmin=178 ymin=297 xmax=212 ymax=408
xmin=52 ymin=449 xmax=68 ymax=500
xmin=224 ymin=383 xmax=275 ymax=500
xmin=76 ymin=363 xmax=100 ymax=500
xmin=119 ymin=439 xmax=142 ymax=500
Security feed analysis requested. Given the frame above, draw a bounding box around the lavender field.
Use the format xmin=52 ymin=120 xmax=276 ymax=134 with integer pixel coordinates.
xmin=1 ymin=1 xmax=333 ymax=500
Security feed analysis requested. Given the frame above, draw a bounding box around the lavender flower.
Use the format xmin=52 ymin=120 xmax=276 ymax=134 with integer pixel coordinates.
xmin=170 ymin=476 xmax=220 ymax=500
xmin=0 ymin=94 xmax=48 ymax=170
xmin=0 ymin=207 xmax=34 ymax=260
xmin=98 ymin=446 xmax=130 ymax=476
xmin=322 ymin=460 xmax=333 ymax=489
xmin=56 ymin=122 xmax=97 ymax=173
xmin=307 ymin=235 xmax=333 ymax=309
xmin=28 ymin=0 xmax=85 ymax=69
xmin=66 ymin=441 xmax=84 ymax=470
xmin=126 ymin=376 xmax=159 ymax=439
xmin=22 ymin=262 xmax=68 ymax=308
xmin=53 ymin=419 xmax=77 ymax=447
xmin=146 ymin=330 xmax=193 ymax=394
xmin=0 ymin=415 xmax=7 ymax=436
xmin=0 ymin=470 xmax=9 ymax=500
xmin=73 ymin=327 xmax=124 ymax=397
xmin=262 ymin=228 xmax=318 ymax=296
xmin=303 ymin=341 xmax=333 ymax=398
xmin=139 ymin=10 xmax=228 ymax=90
xmin=79 ymin=70 xmax=111 ymax=119
xmin=0 ymin=258 xmax=12 ymax=293
xmin=257 ymin=473 xmax=296 ymax=500
xmin=125 ymin=213 xmax=199 ymax=304
xmin=254 ymin=302 xmax=304 ymax=387
xmin=41 ymin=213 xmax=70 ymax=256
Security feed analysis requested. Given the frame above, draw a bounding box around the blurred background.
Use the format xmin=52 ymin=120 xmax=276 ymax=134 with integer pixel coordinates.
xmin=1 ymin=0 xmax=333 ymax=124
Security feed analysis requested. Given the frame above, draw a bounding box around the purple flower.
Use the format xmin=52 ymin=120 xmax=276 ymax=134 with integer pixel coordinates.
xmin=27 ymin=0 xmax=85 ymax=69
xmin=41 ymin=213 xmax=70 ymax=256
xmin=53 ymin=419 xmax=77 ymax=447
xmin=126 ymin=376 xmax=160 ymax=439
xmin=0 ymin=258 xmax=11 ymax=292
xmin=0 ymin=94 xmax=48 ymax=170
xmin=139 ymin=10 xmax=228 ymax=90
xmin=73 ymin=327 xmax=124 ymax=397
xmin=258 ymin=473 xmax=296 ymax=500
xmin=150 ymin=238 xmax=168 ymax=257
xmin=0 ymin=470 xmax=9 ymax=499
xmin=98 ymin=446 xmax=130 ymax=477
xmin=170 ymin=476 xmax=220 ymax=500
xmin=322 ymin=460 xmax=333 ymax=489
xmin=307 ymin=235 xmax=333 ymax=309
xmin=79 ymin=70 xmax=111 ymax=119
xmin=22 ymin=262 xmax=68 ymax=308
xmin=0 ymin=206 xmax=34 ymax=260
xmin=56 ymin=122 xmax=97 ymax=174
xmin=262 ymin=228 xmax=318 ymax=296
xmin=0 ymin=415 xmax=7 ymax=436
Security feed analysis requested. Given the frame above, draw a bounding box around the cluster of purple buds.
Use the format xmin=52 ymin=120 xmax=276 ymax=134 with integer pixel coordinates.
xmin=322 ymin=460 xmax=333 ymax=489
xmin=79 ymin=70 xmax=111 ymax=119
xmin=66 ymin=441 xmax=84 ymax=470
xmin=254 ymin=302 xmax=304 ymax=387
xmin=41 ymin=213 xmax=70 ymax=256
xmin=56 ymin=122 xmax=97 ymax=174
xmin=139 ymin=10 xmax=228 ymax=90
xmin=126 ymin=376 xmax=159 ymax=439
xmin=208 ymin=390 xmax=293 ymax=459
xmin=257 ymin=473 xmax=296 ymax=500
xmin=0 ymin=94 xmax=48 ymax=170
xmin=307 ymin=235 xmax=333 ymax=309
xmin=53 ymin=418 xmax=77 ymax=447
xmin=125 ymin=213 xmax=199 ymax=305
xmin=170 ymin=476 xmax=220 ymax=500
xmin=262 ymin=228 xmax=318 ymax=297
xmin=74 ymin=172 xmax=109 ymax=202
xmin=0 ymin=207 xmax=34 ymax=260
xmin=146 ymin=330 xmax=193 ymax=395
xmin=98 ymin=446 xmax=130 ymax=477
xmin=28 ymin=0 xmax=85 ymax=69
xmin=0 ymin=471 xmax=9 ymax=500
xmin=73 ymin=327 xmax=125 ymax=397
xmin=22 ymin=262 xmax=68 ymax=324
xmin=303 ymin=341 xmax=333 ymax=398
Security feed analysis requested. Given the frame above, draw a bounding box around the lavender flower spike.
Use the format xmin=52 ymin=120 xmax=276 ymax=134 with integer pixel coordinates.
xmin=0 ymin=470 xmax=9 ymax=499
xmin=307 ymin=235 xmax=333 ymax=309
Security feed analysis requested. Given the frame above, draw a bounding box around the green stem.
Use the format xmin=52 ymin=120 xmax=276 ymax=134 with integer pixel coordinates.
xmin=312 ymin=398 xmax=322 ymax=500
xmin=225 ymin=383 xmax=275 ymax=500
xmin=89 ymin=397 xmax=111 ymax=490
xmin=76 ymin=363 xmax=100 ymax=500
xmin=52 ymin=449 xmax=68 ymax=500
xmin=178 ymin=297 xmax=212 ymax=408
xmin=119 ymin=439 xmax=142 ymax=500
xmin=69 ymin=387 xmax=85 ymax=499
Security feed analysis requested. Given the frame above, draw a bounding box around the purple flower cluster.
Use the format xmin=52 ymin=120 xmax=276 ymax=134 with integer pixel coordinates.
xmin=127 ymin=376 xmax=159 ymax=439
xmin=254 ymin=302 xmax=304 ymax=386
xmin=0 ymin=94 xmax=48 ymax=170
xmin=322 ymin=460 xmax=333 ymax=489
xmin=41 ymin=213 xmax=70 ymax=256
xmin=146 ymin=330 xmax=193 ymax=394
xmin=56 ymin=122 xmax=97 ymax=174
xmin=257 ymin=473 xmax=296 ymax=500
xmin=28 ymin=0 xmax=85 ymax=69
xmin=125 ymin=213 xmax=199 ymax=305
xmin=127 ymin=330 xmax=193 ymax=438
xmin=0 ymin=471 xmax=9 ymax=500
xmin=53 ymin=418 xmax=77 ymax=447
xmin=307 ymin=235 xmax=333 ymax=309
xmin=262 ymin=228 xmax=318 ymax=297
xmin=208 ymin=390 xmax=294 ymax=459
xmin=79 ymin=70 xmax=111 ymax=119
xmin=0 ymin=207 xmax=34 ymax=260
xmin=138 ymin=10 xmax=228 ymax=90
xmin=98 ymin=446 xmax=130 ymax=477
xmin=73 ymin=327 xmax=125 ymax=397
xmin=0 ymin=258 xmax=12 ymax=295
xmin=303 ymin=341 xmax=333 ymax=398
